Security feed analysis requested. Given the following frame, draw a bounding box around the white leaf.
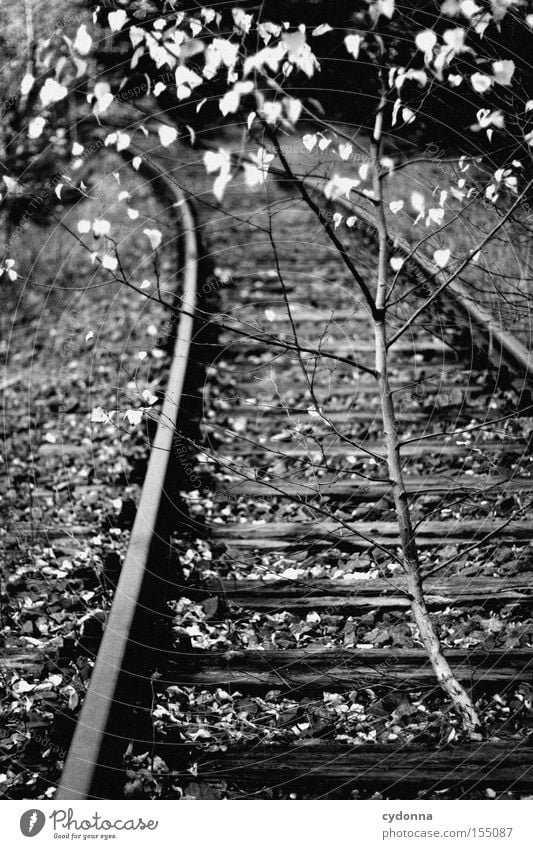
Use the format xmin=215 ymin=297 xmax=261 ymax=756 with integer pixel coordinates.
xmin=302 ymin=133 xmax=317 ymax=152
xmin=158 ymin=125 xmax=178 ymax=147
xmin=175 ymin=66 xmax=203 ymax=99
xmin=312 ymin=24 xmax=333 ymax=36
xmin=124 ymin=409 xmax=144 ymax=426
xmin=74 ymin=24 xmax=92 ymax=55
xmin=232 ymin=8 xmax=253 ymax=33
xmin=13 ymin=679 xmax=34 ymax=695
xmin=318 ymin=136 xmax=331 ymax=151
xmin=204 ymin=149 xmax=231 ymax=174
xmin=434 ymin=248 xmax=451 ymax=268
xmin=410 ymin=191 xmax=425 ymax=213
xmin=55 ymin=183 xmax=64 ymax=200
xmin=471 ymin=72 xmax=492 ymax=93
xmin=219 ymin=81 xmax=254 ymax=116
xmin=93 ymin=219 xmax=111 ymax=237
xmin=282 ymin=29 xmax=316 ymax=79
xmin=427 ymin=207 xmax=444 ymax=225
xmin=492 ymin=60 xmax=515 ymax=86
xmin=72 ymin=142 xmax=84 ymax=156
xmin=390 ymin=256 xmax=404 ymax=271
xmin=213 ymin=171 xmax=232 ymax=202
xmin=204 ymin=37 xmax=239 ymax=78
xmin=144 ymin=228 xmax=162 ymax=251
xmin=443 ymin=28 xmax=466 ymax=52
xmin=415 ymin=30 xmax=437 ymax=62
xmin=378 ymin=0 xmax=395 ymax=19
xmin=448 ymin=73 xmax=463 ymax=87
xmin=115 ymin=132 xmax=131 ymax=152
xmin=338 ymin=143 xmax=353 ymax=161
xmin=108 ymin=10 xmax=127 ymax=31
xmin=154 ymin=82 xmax=166 ymax=97
xmin=91 ymin=406 xmax=108 ymax=423
xmin=118 ymin=190 xmax=130 ymax=201
xmin=324 ymin=174 xmax=359 ymax=199
xmin=137 ymin=351 xmax=148 ymax=360
xmin=460 ymin=0 xmax=481 ymax=18
xmin=475 ymin=108 xmax=504 ymax=129
xmin=73 ymin=57 xmax=88 ymax=79
xmin=93 ymin=81 xmax=113 ymax=114
xmin=28 ymin=117 xmax=46 ymax=139
xmin=85 ymin=331 xmax=94 ymax=342
xmin=142 ymin=389 xmax=158 ymax=406
xmin=391 ymin=98 xmax=401 ymax=126
xmin=140 ymin=279 xmax=151 ymax=290
xmin=66 ymin=686 xmax=79 ymax=710
xmin=260 ymin=100 xmax=283 ymax=124
xmin=189 ymin=18 xmax=202 ymax=37
xmin=346 ymin=215 xmax=357 ymax=227
xmin=77 ymin=219 xmax=91 ymax=234
xmin=132 ymin=156 xmax=142 ymax=171
xmin=344 ymin=34 xmax=362 ymax=59
xmin=2 ymin=176 xmax=23 ymax=195
xmin=243 ymin=149 xmax=274 ymax=188
xmin=283 ymin=97 xmax=302 ymax=125
xmin=129 ymin=26 xmax=145 ymax=48
xmin=243 ymin=43 xmax=287 ymax=78
xmin=40 ymin=78 xmax=68 ymax=107
xmin=333 ymin=212 xmax=343 ymax=229
xmin=389 ymin=200 xmax=404 ymax=214
xmin=20 ymin=73 xmax=34 ymax=96
xmin=127 ymin=208 xmax=139 ymax=220
xmin=102 ymin=254 xmax=118 ymax=271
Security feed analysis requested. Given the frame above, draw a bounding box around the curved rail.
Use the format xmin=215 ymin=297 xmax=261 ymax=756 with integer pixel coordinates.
xmin=56 ymin=167 xmax=198 ymax=800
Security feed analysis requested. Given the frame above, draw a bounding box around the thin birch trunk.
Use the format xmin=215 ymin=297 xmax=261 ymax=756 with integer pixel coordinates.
xmin=370 ymin=81 xmax=480 ymax=732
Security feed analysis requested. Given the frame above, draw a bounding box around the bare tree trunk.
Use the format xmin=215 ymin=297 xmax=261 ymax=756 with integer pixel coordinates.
xmin=370 ymin=81 xmax=480 ymax=732
xmin=263 ymin=116 xmax=480 ymax=732
xmin=373 ymin=320 xmax=480 ymax=732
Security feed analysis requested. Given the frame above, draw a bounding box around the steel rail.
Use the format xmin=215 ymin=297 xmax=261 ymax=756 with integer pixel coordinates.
xmin=56 ymin=169 xmax=198 ymax=800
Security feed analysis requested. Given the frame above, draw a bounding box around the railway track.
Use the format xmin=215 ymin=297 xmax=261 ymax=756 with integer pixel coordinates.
xmin=56 ymin=139 xmax=533 ymax=800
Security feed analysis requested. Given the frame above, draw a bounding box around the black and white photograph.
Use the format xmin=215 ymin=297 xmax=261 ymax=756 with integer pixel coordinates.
xmin=1 ymin=0 xmax=533 ymax=840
